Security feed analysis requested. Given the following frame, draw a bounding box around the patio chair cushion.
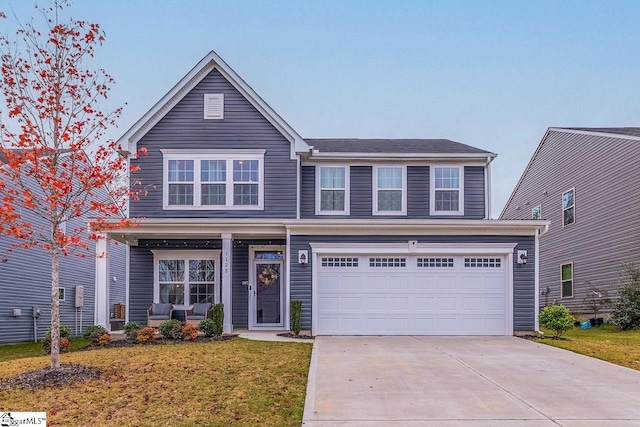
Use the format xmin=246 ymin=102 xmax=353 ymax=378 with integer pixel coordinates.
xmin=151 ymin=303 xmax=172 ymax=316
xmin=192 ymin=303 xmax=212 ymax=316
xmin=149 ymin=314 xmax=171 ymax=320
xmin=187 ymin=315 xmax=207 ymax=321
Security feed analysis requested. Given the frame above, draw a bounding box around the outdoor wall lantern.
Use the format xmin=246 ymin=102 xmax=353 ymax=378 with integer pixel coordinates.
xmin=517 ymin=250 xmax=528 ymax=265
xmin=298 ymin=250 xmax=308 ymax=264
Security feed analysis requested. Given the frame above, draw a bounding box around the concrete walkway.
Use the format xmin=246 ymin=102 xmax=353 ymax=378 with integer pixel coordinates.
xmin=303 ymin=336 xmax=640 ymax=426
xmin=236 ymin=329 xmax=313 ymax=343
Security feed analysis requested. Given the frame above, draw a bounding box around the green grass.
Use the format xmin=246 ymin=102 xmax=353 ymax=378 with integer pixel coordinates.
xmin=0 ymin=338 xmax=312 ymax=426
xmin=0 ymin=339 xmax=91 ymax=363
xmin=536 ymin=325 xmax=640 ymax=370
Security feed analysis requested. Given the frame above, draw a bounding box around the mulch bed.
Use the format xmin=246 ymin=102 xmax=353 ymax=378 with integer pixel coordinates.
xmin=276 ymin=332 xmax=314 ymax=340
xmin=0 ymin=363 xmax=103 ymax=391
xmin=0 ymin=335 xmax=238 ymax=391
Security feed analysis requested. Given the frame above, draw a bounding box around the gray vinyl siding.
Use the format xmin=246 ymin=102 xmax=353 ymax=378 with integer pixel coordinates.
xmin=129 ymin=68 xmax=297 ymax=219
xmin=290 ymin=234 xmax=535 ymax=332
xmin=501 ymin=130 xmax=640 ymax=314
xmin=301 ymin=165 xmax=485 ymax=219
xmin=0 ymin=213 xmax=125 ymax=343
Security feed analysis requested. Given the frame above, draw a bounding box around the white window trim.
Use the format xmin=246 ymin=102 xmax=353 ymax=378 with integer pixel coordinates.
xmin=562 ymin=187 xmax=575 ymax=227
xmin=162 ymin=150 xmax=265 ymax=210
xmin=430 ymin=165 xmax=465 ymax=216
xmin=315 ymin=165 xmax=350 ymax=215
xmin=560 ymin=262 xmax=574 ymax=299
xmin=204 ymin=93 xmax=224 ymax=120
xmin=532 ymin=205 xmax=541 ymax=220
xmin=372 ymin=165 xmax=407 ymax=216
xmin=152 ymin=249 xmax=221 ymax=306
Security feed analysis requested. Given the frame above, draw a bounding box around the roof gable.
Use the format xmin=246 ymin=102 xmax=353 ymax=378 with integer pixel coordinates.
xmin=118 ymin=50 xmax=309 ymax=157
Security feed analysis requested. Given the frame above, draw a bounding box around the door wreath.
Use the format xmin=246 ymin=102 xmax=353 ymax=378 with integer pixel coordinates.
xmin=258 ymin=267 xmax=279 ymax=286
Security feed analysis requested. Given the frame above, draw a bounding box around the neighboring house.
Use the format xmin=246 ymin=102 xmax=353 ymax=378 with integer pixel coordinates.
xmin=95 ymin=50 xmax=545 ymax=336
xmin=0 ymin=153 xmax=127 ymax=343
xmin=500 ymin=127 xmax=640 ymax=315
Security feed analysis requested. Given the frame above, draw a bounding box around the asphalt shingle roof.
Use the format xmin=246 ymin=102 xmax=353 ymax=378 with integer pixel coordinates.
xmin=562 ymin=127 xmax=640 ymax=138
xmin=306 ymin=138 xmax=494 ymax=155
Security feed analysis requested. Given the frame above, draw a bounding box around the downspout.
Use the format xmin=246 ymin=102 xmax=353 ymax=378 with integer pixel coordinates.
xmin=534 ymin=223 xmax=549 ymax=334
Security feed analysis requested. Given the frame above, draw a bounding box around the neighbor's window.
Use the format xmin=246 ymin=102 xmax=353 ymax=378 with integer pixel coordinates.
xmin=59 ymin=287 xmax=65 ymax=301
xmin=317 ymin=166 xmax=349 ymax=214
xmin=374 ymin=166 xmax=406 ymax=215
xmin=162 ymin=151 xmax=264 ymax=210
xmin=561 ymin=263 xmax=573 ymax=298
xmin=431 ymin=166 xmax=463 ymax=215
xmin=532 ymin=205 xmax=541 ymax=220
xmin=562 ymin=188 xmax=575 ymax=226
xmin=157 ymin=255 xmax=217 ymax=305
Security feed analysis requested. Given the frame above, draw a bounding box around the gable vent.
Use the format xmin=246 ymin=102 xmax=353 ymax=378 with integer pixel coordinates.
xmin=204 ymin=93 xmax=224 ymax=119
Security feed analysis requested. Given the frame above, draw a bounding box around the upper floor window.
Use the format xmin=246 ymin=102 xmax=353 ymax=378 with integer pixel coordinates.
xmin=430 ymin=166 xmax=464 ymax=215
xmin=162 ymin=150 xmax=264 ymax=210
xmin=373 ymin=166 xmax=406 ymax=215
xmin=561 ymin=262 xmax=573 ymax=298
xmin=532 ymin=205 xmax=541 ymax=220
xmin=316 ymin=166 xmax=349 ymax=215
xmin=562 ymin=188 xmax=575 ymax=226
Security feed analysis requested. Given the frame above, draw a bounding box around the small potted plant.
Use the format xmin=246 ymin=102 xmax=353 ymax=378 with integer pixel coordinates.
xmin=583 ymin=282 xmax=611 ymax=327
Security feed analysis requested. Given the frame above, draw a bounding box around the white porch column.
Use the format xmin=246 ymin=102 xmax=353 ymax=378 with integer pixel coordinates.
xmin=94 ymin=234 xmax=111 ymax=331
xmin=221 ymin=233 xmax=233 ymax=333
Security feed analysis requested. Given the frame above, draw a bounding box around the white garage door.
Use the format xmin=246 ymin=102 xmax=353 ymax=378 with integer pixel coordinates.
xmin=317 ymin=254 xmax=508 ymax=335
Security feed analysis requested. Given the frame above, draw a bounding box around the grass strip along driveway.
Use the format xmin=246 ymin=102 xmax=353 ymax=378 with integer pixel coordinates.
xmin=536 ymin=326 xmax=640 ymax=371
xmin=0 ymin=338 xmax=312 ymax=426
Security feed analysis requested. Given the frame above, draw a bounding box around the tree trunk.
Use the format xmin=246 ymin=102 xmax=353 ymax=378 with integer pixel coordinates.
xmin=51 ymin=246 xmax=60 ymax=369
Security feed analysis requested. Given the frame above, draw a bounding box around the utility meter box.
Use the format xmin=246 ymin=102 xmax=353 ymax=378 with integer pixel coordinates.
xmin=75 ymin=285 xmax=84 ymax=308
xmin=32 ymin=306 xmax=41 ymax=318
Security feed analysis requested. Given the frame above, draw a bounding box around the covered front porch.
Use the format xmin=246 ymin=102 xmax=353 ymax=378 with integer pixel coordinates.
xmin=95 ymin=219 xmax=290 ymax=334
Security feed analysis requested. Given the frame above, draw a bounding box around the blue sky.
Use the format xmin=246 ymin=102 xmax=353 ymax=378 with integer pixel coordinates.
xmin=2 ymin=0 xmax=640 ymax=216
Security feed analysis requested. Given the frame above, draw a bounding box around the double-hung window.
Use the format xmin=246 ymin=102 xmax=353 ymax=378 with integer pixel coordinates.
xmin=316 ymin=166 xmax=349 ymax=215
xmin=430 ymin=166 xmax=464 ymax=215
xmin=163 ymin=150 xmax=264 ymax=210
xmin=562 ymin=188 xmax=575 ymax=226
xmin=154 ymin=251 xmax=219 ymax=306
xmin=373 ymin=166 xmax=406 ymax=215
xmin=561 ymin=262 xmax=573 ymax=298
xmin=532 ymin=205 xmax=541 ymax=220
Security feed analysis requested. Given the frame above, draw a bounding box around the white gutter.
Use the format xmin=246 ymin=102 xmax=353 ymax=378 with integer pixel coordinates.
xmin=308 ymin=152 xmax=497 ymax=160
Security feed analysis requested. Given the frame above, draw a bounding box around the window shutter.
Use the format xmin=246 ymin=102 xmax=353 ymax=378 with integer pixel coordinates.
xmin=204 ymin=94 xmax=224 ymax=119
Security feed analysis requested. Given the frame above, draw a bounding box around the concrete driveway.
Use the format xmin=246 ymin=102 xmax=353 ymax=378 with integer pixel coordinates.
xmin=302 ymin=336 xmax=640 ymax=426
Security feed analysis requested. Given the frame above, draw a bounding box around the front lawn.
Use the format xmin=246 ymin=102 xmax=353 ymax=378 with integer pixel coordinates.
xmin=0 ymin=338 xmax=312 ymax=426
xmin=0 ymin=339 xmax=91 ymax=363
xmin=536 ymin=326 xmax=640 ymax=370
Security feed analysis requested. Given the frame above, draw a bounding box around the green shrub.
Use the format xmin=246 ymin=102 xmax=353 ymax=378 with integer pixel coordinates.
xmin=136 ymin=327 xmax=156 ymax=344
xmin=212 ymin=303 xmax=224 ymax=336
xmin=199 ymin=319 xmax=216 ymax=337
xmin=182 ymin=324 xmax=199 ymax=341
xmin=83 ymin=325 xmax=108 ymax=345
xmin=290 ymin=300 xmax=302 ymax=335
xmin=83 ymin=325 xmax=107 ymax=340
xmin=158 ymin=319 xmax=183 ymax=340
xmin=45 ymin=325 xmax=71 ymax=339
xmin=611 ymin=263 xmax=640 ymax=330
xmin=539 ymin=304 xmax=574 ymax=338
xmin=123 ymin=322 xmax=141 ymax=341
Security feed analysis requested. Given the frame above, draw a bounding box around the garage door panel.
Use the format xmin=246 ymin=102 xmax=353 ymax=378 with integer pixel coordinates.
xmin=317 ymin=253 xmax=507 ymax=336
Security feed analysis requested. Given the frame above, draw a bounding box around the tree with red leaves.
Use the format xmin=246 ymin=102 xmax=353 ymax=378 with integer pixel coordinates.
xmin=0 ymin=1 xmax=145 ymax=368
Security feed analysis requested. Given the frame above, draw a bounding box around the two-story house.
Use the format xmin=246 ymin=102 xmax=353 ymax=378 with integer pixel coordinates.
xmin=94 ymin=51 xmax=545 ymax=336
xmin=501 ymin=127 xmax=640 ymax=315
